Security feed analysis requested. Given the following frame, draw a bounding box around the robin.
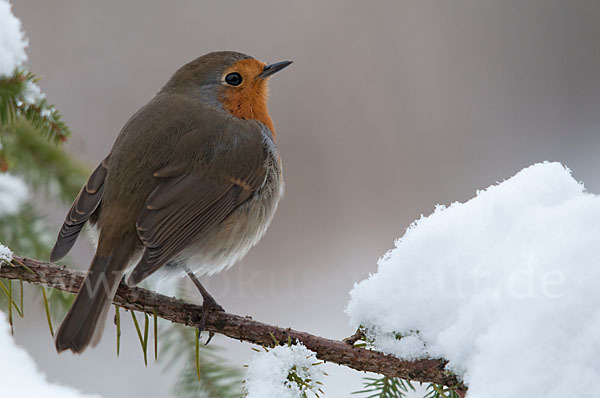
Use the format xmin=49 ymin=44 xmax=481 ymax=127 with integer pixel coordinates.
xmin=51 ymin=51 xmax=291 ymax=353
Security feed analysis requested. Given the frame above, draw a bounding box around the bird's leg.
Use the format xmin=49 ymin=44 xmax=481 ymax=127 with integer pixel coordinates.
xmin=184 ymin=267 xmax=224 ymax=344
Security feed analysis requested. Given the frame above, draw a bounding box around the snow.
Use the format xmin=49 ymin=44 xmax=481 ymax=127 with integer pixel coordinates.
xmin=22 ymin=80 xmax=45 ymax=105
xmin=0 ymin=0 xmax=44 ymax=104
xmin=0 ymin=243 xmax=12 ymax=263
xmin=346 ymin=162 xmax=600 ymax=397
xmin=0 ymin=312 xmax=103 ymax=397
xmin=0 ymin=173 xmax=28 ymax=216
xmin=245 ymin=343 xmax=325 ymax=398
xmin=0 ymin=0 xmax=28 ymax=77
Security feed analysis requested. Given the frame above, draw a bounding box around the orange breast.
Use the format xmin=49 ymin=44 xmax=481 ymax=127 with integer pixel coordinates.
xmin=218 ymin=59 xmax=276 ymax=137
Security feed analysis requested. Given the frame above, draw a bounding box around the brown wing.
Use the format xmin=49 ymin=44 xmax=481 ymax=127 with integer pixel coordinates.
xmin=50 ymin=156 xmax=110 ymax=262
xmin=127 ymin=169 xmax=261 ymax=285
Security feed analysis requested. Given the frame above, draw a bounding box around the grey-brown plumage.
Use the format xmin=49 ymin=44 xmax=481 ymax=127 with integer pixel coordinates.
xmin=52 ymin=51 xmax=289 ymax=353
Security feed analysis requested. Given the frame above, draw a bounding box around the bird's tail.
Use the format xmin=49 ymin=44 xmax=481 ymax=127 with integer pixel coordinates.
xmin=55 ymin=249 xmax=127 ymax=353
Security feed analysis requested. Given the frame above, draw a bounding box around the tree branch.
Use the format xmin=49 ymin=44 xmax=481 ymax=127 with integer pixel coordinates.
xmin=0 ymin=256 xmax=464 ymax=391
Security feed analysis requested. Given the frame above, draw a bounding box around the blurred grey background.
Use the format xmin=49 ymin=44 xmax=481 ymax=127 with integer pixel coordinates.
xmin=10 ymin=0 xmax=600 ymax=396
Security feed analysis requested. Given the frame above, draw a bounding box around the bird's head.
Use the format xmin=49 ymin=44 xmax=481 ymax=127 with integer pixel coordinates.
xmin=164 ymin=51 xmax=292 ymax=136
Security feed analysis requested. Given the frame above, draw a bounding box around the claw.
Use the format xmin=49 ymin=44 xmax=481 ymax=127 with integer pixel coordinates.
xmin=205 ymin=331 xmax=215 ymax=345
xmin=196 ymin=295 xmax=225 ymax=344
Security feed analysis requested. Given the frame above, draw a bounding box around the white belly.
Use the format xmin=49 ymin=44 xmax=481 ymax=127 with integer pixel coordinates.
xmin=175 ymin=158 xmax=283 ymax=276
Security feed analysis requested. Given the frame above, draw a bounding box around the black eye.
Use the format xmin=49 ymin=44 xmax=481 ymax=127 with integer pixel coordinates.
xmin=225 ymin=72 xmax=243 ymax=86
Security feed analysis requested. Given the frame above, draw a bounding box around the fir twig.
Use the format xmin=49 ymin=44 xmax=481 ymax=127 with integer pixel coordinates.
xmin=162 ymin=323 xmax=243 ymax=398
xmin=0 ymin=70 xmax=70 ymax=144
xmin=424 ymin=383 xmax=462 ymax=398
xmin=353 ymin=376 xmax=415 ymax=398
xmin=3 ymin=121 xmax=87 ymax=202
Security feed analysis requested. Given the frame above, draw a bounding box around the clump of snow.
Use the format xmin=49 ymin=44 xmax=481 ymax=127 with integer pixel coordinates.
xmin=0 ymin=2 xmax=45 ymax=104
xmin=0 ymin=0 xmax=28 ymax=77
xmin=0 ymin=243 xmax=12 ymax=263
xmin=0 ymin=173 xmax=28 ymax=216
xmin=21 ymin=80 xmax=45 ymax=105
xmin=347 ymin=162 xmax=600 ymax=397
xmin=245 ymin=343 xmax=325 ymax=398
xmin=0 ymin=312 xmax=103 ymax=397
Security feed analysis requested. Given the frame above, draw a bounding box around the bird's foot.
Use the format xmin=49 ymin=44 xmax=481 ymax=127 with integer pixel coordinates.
xmin=183 ymin=266 xmax=224 ymax=345
xmin=197 ymin=295 xmax=225 ymax=345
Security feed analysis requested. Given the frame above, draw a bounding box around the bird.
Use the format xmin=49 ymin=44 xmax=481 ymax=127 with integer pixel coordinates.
xmin=50 ymin=51 xmax=291 ymax=353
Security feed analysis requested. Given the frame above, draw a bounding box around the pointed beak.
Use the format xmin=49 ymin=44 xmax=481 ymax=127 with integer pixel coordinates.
xmin=258 ymin=60 xmax=293 ymax=79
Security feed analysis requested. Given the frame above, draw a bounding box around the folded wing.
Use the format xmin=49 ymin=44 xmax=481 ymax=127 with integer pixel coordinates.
xmin=50 ymin=156 xmax=110 ymax=262
xmin=127 ymin=166 xmax=264 ymax=285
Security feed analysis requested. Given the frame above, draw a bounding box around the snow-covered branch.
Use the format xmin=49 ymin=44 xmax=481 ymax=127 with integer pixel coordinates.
xmin=0 ymin=255 xmax=464 ymax=391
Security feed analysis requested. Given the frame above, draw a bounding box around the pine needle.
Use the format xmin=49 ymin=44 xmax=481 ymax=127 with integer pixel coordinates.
xmin=143 ymin=312 xmax=149 ymax=366
xmin=353 ymin=375 xmax=416 ymax=398
xmin=115 ymin=305 xmax=121 ymax=357
xmin=269 ymin=332 xmax=279 ymax=346
xmin=130 ymin=310 xmax=148 ymax=366
xmin=153 ymin=310 xmax=158 ymax=361
xmin=195 ymin=328 xmax=201 ymax=381
xmin=0 ymin=278 xmax=23 ymax=317
xmin=40 ymin=286 xmax=54 ymax=337
xmin=19 ymin=278 xmax=23 ymax=317
xmin=7 ymin=279 xmax=13 ymax=334
xmin=162 ymin=323 xmax=243 ymax=397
